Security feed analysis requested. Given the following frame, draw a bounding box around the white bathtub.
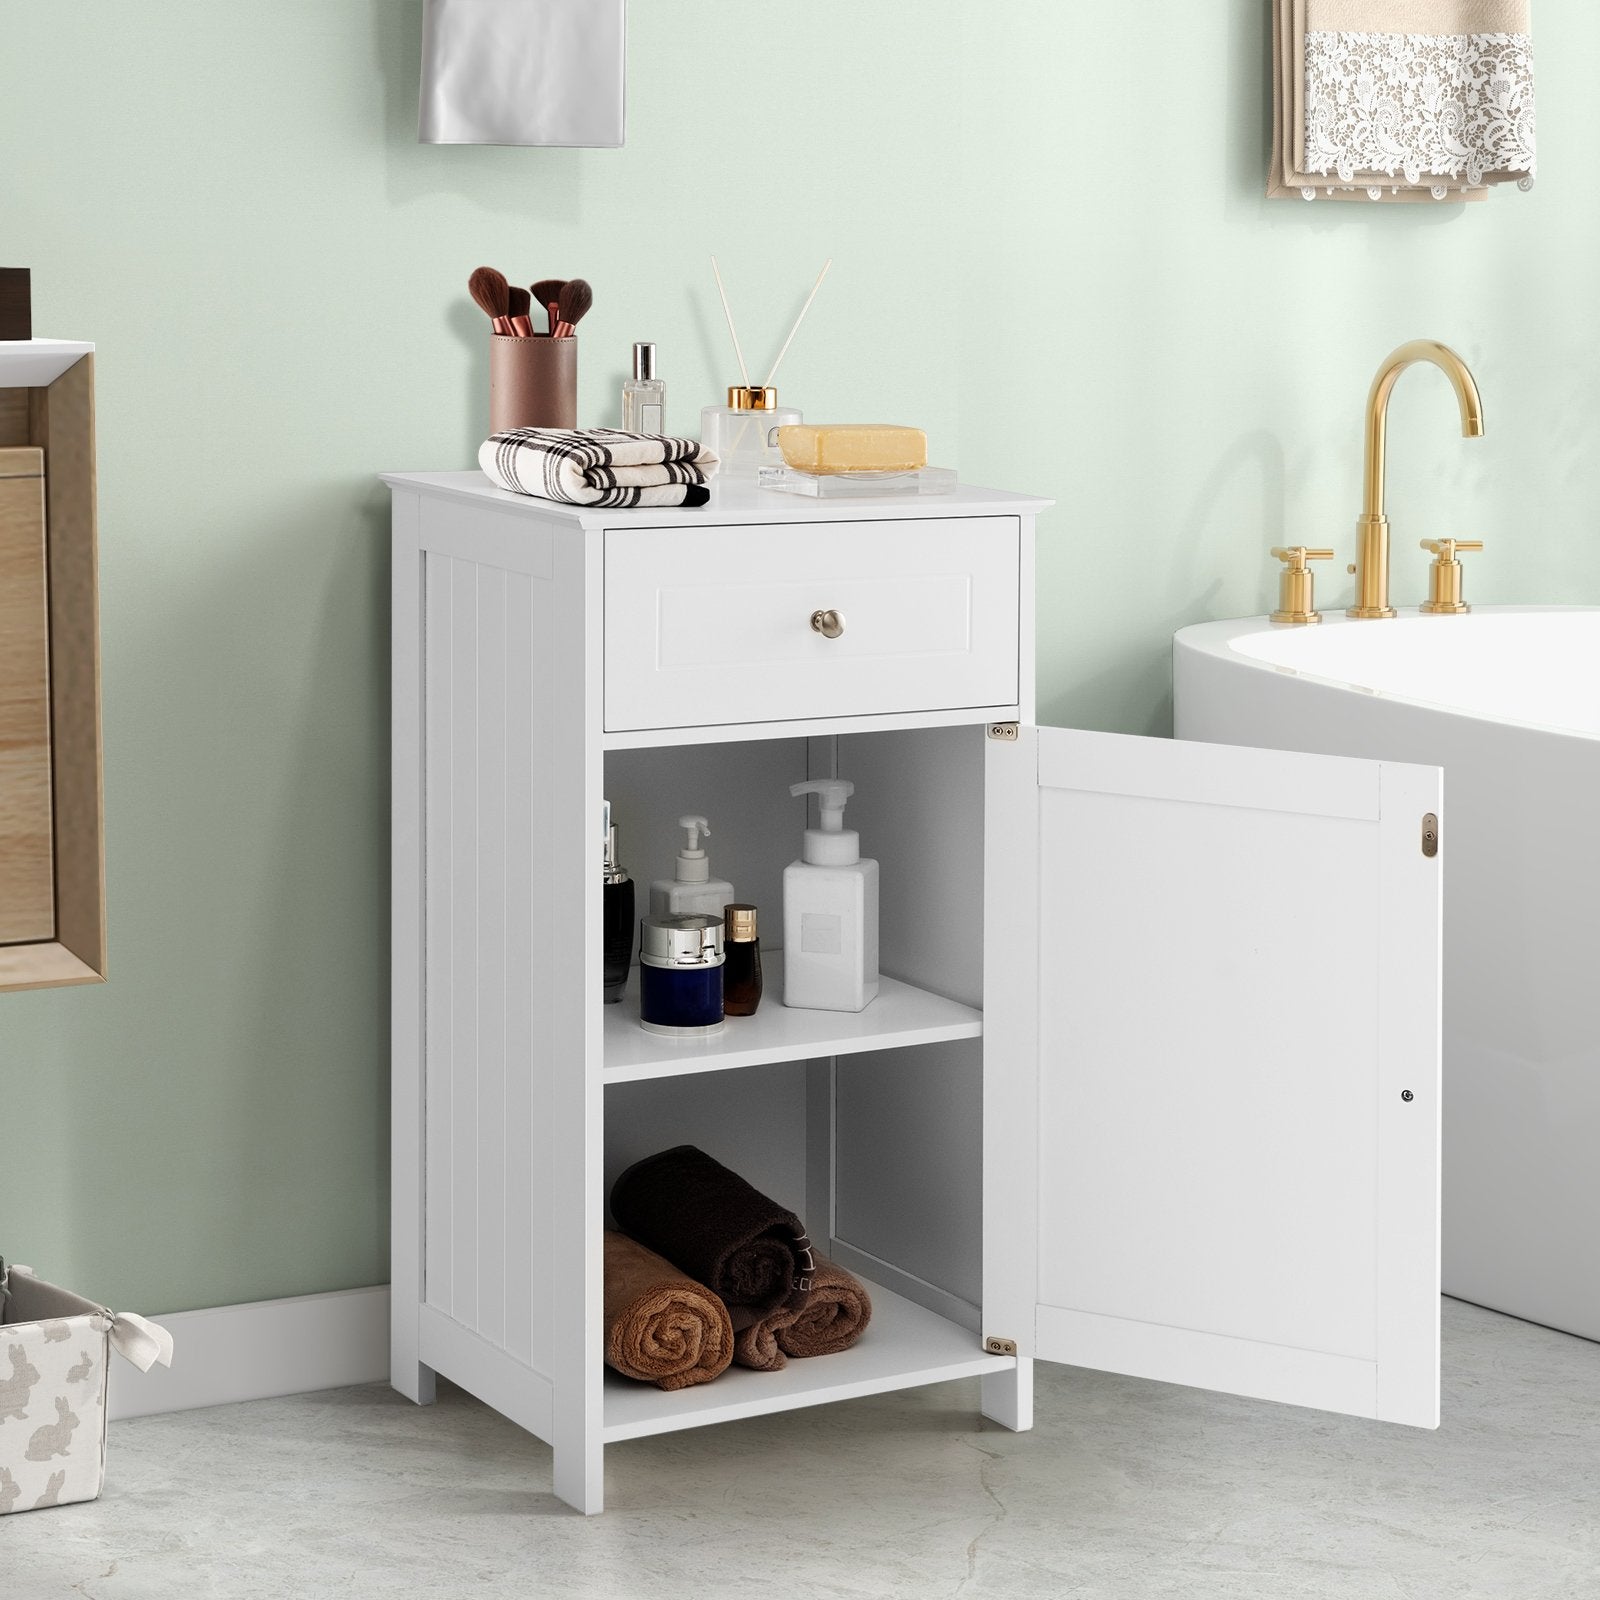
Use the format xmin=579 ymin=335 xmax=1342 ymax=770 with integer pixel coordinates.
xmin=1175 ymin=607 xmax=1600 ymax=1342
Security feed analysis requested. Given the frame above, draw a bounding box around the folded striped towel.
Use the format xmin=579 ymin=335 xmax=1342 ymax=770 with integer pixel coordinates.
xmin=479 ymin=427 xmax=719 ymax=508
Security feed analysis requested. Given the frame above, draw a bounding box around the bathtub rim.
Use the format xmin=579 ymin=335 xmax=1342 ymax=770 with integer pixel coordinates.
xmin=1175 ymin=604 xmax=1600 ymax=744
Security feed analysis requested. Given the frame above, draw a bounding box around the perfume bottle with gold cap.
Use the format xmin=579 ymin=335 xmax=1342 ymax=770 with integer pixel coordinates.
xmin=700 ymin=385 xmax=801 ymax=478
xmin=722 ymin=903 xmax=763 ymax=1016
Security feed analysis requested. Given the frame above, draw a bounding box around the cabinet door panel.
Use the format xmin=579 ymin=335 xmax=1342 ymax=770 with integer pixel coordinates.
xmin=984 ymin=726 xmax=1441 ymax=1427
xmin=0 ymin=455 xmax=54 ymax=944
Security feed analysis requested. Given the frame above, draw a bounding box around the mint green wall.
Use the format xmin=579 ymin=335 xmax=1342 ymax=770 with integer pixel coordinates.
xmin=2 ymin=3 xmax=1594 ymax=1313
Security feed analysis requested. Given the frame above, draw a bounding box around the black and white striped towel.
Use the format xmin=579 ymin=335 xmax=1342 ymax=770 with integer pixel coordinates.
xmin=479 ymin=427 xmax=719 ymax=508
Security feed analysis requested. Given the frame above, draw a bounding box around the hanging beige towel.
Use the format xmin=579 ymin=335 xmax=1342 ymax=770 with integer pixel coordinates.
xmin=1270 ymin=0 xmax=1534 ymax=202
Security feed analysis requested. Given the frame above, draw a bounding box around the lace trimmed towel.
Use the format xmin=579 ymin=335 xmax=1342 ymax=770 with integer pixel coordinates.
xmin=1270 ymin=0 xmax=1535 ymax=203
xmin=479 ymin=427 xmax=719 ymax=508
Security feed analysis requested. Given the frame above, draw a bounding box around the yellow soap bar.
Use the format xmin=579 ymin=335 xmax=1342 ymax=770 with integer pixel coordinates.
xmin=776 ymin=424 xmax=927 ymax=475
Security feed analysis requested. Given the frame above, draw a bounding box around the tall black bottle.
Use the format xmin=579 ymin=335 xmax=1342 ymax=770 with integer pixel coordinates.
xmin=603 ymin=813 xmax=635 ymax=1003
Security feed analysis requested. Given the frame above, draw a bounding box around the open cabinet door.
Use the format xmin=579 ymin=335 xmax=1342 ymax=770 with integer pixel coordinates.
xmin=984 ymin=726 xmax=1441 ymax=1427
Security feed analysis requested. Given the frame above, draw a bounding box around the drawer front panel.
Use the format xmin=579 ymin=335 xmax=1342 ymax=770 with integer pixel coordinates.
xmin=605 ymin=517 xmax=1020 ymax=731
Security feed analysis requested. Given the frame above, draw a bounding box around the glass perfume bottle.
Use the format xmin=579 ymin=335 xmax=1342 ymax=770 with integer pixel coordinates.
xmin=621 ymin=341 xmax=666 ymax=434
xmin=700 ymin=385 xmax=800 ymax=477
xmin=722 ymin=903 xmax=763 ymax=1016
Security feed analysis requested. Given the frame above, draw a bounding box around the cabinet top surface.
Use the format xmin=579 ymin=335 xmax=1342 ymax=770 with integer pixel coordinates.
xmin=0 ymin=340 xmax=95 ymax=388
xmin=382 ymin=470 xmax=1052 ymax=528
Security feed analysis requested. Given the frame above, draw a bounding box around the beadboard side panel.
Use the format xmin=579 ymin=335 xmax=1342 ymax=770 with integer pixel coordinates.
xmin=422 ymin=549 xmax=557 ymax=1381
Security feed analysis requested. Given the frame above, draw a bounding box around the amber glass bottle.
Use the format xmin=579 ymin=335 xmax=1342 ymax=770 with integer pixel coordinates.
xmin=722 ymin=903 xmax=763 ymax=1016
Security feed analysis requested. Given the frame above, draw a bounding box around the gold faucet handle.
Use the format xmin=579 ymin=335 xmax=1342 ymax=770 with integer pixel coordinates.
xmin=1419 ymin=538 xmax=1483 ymax=614
xmin=1271 ymin=546 xmax=1335 ymax=569
xmin=1270 ymin=547 xmax=1333 ymax=624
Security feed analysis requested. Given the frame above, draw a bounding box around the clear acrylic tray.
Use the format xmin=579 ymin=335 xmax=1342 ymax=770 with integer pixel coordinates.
xmin=757 ymin=465 xmax=958 ymax=499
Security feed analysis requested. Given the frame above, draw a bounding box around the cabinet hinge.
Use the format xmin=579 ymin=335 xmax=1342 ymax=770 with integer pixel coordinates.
xmin=986 ymin=722 xmax=1019 ymax=742
xmin=983 ymin=1335 xmax=1018 ymax=1356
xmin=1421 ymin=812 xmax=1439 ymax=858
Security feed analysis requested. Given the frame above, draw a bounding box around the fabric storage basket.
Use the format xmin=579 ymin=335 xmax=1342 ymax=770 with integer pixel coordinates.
xmin=0 ymin=1260 xmax=171 ymax=1515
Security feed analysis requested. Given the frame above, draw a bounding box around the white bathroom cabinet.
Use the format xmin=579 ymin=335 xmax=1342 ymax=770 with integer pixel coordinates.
xmin=386 ymin=473 xmax=1443 ymax=1515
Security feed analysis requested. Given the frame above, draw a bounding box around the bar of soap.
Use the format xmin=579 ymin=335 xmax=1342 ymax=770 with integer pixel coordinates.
xmin=776 ymin=424 xmax=927 ymax=475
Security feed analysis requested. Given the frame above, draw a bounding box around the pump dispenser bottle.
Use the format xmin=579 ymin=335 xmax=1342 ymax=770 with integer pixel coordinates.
xmin=782 ymin=780 xmax=879 ymax=1013
xmin=649 ymin=815 xmax=736 ymax=918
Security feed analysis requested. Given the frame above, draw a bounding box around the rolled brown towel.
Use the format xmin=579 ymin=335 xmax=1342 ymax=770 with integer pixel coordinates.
xmin=603 ymin=1231 xmax=733 ymax=1391
xmin=730 ymin=1254 xmax=873 ymax=1371
xmin=610 ymin=1145 xmax=815 ymax=1315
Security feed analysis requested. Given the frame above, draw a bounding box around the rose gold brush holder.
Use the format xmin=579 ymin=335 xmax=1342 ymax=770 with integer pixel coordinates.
xmin=490 ymin=333 xmax=577 ymax=432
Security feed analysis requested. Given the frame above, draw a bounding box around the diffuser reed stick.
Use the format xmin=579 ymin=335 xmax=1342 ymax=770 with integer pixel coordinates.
xmin=763 ymin=258 xmax=832 ymax=388
xmin=710 ymin=255 xmax=751 ymax=387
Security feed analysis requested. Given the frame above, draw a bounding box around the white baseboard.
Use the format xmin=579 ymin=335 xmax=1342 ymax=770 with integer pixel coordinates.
xmin=108 ymin=1285 xmax=390 ymax=1421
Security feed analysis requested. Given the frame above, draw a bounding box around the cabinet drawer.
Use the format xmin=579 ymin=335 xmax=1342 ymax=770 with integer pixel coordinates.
xmin=604 ymin=516 xmax=1020 ymax=732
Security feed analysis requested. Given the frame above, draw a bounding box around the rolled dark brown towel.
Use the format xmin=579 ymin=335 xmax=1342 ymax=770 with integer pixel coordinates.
xmin=730 ymin=1254 xmax=873 ymax=1370
xmin=610 ymin=1145 xmax=815 ymax=1315
xmin=603 ymin=1231 xmax=733 ymax=1391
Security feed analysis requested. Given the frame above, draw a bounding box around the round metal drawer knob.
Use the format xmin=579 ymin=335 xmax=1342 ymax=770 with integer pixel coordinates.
xmin=809 ymin=608 xmax=845 ymax=640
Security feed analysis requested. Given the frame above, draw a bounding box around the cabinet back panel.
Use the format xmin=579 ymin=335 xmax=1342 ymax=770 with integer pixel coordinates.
xmin=605 ymin=740 xmax=808 ymax=950
xmin=604 ymin=1067 xmax=810 ymax=1234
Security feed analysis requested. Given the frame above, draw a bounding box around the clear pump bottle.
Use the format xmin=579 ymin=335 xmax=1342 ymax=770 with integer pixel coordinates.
xmin=648 ymin=815 xmax=736 ymax=918
xmin=622 ymin=342 xmax=666 ymax=434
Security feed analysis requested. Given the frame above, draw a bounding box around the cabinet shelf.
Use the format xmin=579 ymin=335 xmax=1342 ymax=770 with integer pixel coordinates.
xmin=602 ymin=952 xmax=982 ymax=1084
xmin=602 ymin=1274 xmax=1010 ymax=1442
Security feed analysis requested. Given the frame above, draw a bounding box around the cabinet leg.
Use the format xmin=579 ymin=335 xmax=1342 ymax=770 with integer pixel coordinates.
xmin=392 ymin=1358 xmax=436 ymax=1406
xmin=554 ymin=1437 xmax=605 ymax=1515
xmin=982 ymin=1357 xmax=1033 ymax=1432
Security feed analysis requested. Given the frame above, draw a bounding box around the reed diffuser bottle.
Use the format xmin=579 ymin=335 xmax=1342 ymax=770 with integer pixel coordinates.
xmin=702 ymin=256 xmax=831 ymax=476
xmin=700 ymin=387 xmax=800 ymax=478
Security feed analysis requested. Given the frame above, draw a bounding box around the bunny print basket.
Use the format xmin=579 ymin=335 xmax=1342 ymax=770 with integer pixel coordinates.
xmin=0 ymin=1261 xmax=172 ymax=1515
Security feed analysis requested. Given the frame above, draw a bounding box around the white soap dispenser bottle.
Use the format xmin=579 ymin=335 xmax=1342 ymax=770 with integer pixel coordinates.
xmin=649 ymin=814 xmax=736 ymax=918
xmin=782 ymin=780 xmax=879 ymax=1013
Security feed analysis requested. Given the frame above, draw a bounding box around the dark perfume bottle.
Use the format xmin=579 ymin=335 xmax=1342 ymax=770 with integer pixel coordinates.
xmin=722 ymin=903 xmax=763 ymax=1016
xmin=603 ymin=810 xmax=635 ymax=1003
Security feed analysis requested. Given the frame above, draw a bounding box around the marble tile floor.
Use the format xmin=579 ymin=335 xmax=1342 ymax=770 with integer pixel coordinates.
xmin=4 ymin=1298 xmax=1596 ymax=1600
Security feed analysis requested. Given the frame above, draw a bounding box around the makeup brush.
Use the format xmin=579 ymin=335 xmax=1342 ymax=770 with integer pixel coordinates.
xmin=553 ymin=278 xmax=593 ymax=338
xmin=532 ymin=278 xmax=565 ymax=337
xmin=506 ymin=285 xmax=534 ymax=338
xmin=468 ymin=266 xmax=513 ymax=335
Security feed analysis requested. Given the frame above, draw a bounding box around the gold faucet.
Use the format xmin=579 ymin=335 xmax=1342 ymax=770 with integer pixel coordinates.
xmin=1349 ymin=340 xmax=1484 ymax=619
